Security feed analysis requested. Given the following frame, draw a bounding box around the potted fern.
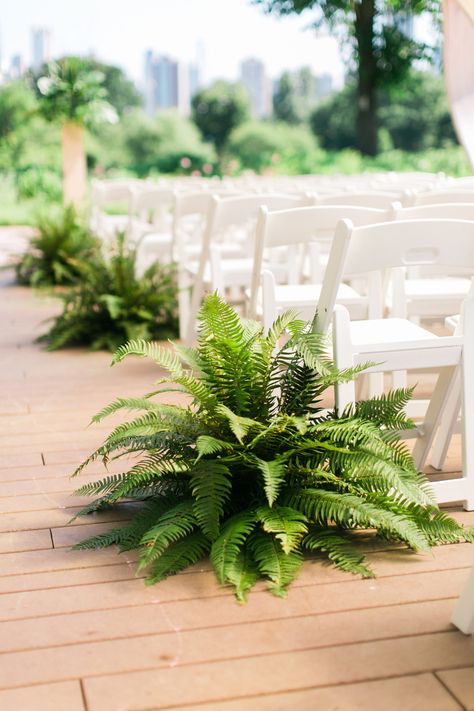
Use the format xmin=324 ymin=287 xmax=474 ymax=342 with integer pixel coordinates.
xmin=72 ymin=294 xmax=473 ymax=600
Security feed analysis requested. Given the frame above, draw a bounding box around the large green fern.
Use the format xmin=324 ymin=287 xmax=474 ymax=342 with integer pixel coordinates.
xmin=72 ymin=293 xmax=474 ymax=601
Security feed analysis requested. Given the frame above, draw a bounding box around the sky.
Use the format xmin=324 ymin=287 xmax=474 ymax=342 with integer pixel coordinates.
xmin=0 ymin=0 xmax=346 ymax=87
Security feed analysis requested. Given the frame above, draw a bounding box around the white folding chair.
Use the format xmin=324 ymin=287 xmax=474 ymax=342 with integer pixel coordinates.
xmin=388 ymin=203 xmax=474 ymax=322
xmin=318 ymin=191 xmax=405 ymax=210
xmin=184 ymin=194 xmax=303 ymax=344
xmin=91 ymin=180 xmax=138 ymax=240
xmin=452 ymin=566 xmax=474 ymax=634
xmin=129 ymin=186 xmax=175 ymax=271
xmin=411 ymin=189 xmax=474 ymax=206
xmin=316 ymin=218 xmax=474 ymax=510
xmin=247 ymin=205 xmax=389 ymax=332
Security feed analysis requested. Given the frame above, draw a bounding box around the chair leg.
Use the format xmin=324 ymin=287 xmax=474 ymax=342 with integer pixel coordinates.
xmin=412 ymin=365 xmax=458 ymax=472
xmin=332 ymin=305 xmax=356 ymax=417
xmin=429 ymin=368 xmax=461 ymax=470
xmin=452 ymin=566 xmax=474 ymax=634
xmin=460 ymin=300 xmax=474 ymax=510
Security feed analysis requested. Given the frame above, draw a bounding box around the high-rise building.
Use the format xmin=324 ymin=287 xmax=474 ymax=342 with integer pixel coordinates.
xmin=240 ymin=57 xmax=271 ymax=118
xmin=315 ymin=73 xmax=333 ymax=102
xmin=9 ymin=54 xmax=25 ymax=80
xmin=143 ymin=52 xmax=191 ymax=116
xmin=31 ymin=27 xmax=51 ymax=71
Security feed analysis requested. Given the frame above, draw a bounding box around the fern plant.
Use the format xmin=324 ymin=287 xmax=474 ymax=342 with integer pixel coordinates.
xmin=72 ymin=294 xmax=474 ymax=600
xmin=15 ymin=204 xmax=99 ymax=287
xmin=39 ymin=232 xmax=178 ymax=351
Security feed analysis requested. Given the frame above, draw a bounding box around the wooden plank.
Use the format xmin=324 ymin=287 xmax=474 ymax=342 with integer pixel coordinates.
xmin=174 ymin=674 xmax=462 ymax=711
xmin=0 ymin=545 xmax=138 ymax=577
xmin=0 ymin=681 xmax=85 ymax=711
xmin=81 ymin=631 xmax=474 ymax=711
xmin=0 ymin=609 xmax=465 ymax=690
xmin=0 ymin=591 xmax=455 ymax=655
xmin=437 ymin=667 xmax=474 ymax=710
xmin=0 ymin=529 xmax=52 ymax=554
xmin=0 ymin=566 xmax=470 ymax=623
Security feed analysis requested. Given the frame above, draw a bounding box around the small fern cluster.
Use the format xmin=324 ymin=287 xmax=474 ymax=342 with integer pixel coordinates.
xmin=15 ymin=204 xmax=99 ymax=287
xmin=73 ymin=294 xmax=473 ymax=600
xmin=39 ymin=232 xmax=178 ymax=351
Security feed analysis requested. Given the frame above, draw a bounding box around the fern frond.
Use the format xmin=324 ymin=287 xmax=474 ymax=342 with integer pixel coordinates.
xmin=216 ymin=404 xmax=263 ymax=443
xmin=138 ymin=500 xmax=196 ymax=569
xmin=257 ymin=506 xmax=308 ymax=553
xmin=195 ymin=435 xmax=234 ymax=460
xmin=145 ymin=532 xmax=210 ymax=585
xmin=224 ymin=550 xmax=259 ymax=603
xmin=91 ymin=397 xmax=162 ymax=423
xmin=112 ymin=340 xmax=183 ymax=376
xmin=288 ymin=488 xmax=429 ymax=551
xmin=190 ymin=461 xmax=232 ymax=540
xmin=303 ymin=529 xmax=375 ymax=578
xmin=249 ymin=532 xmax=303 ymax=597
xmin=210 ymin=510 xmax=257 ymax=584
xmin=252 ymin=456 xmax=287 ymax=506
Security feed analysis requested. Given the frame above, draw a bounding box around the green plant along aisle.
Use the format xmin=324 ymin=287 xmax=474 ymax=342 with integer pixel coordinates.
xmin=15 ymin=205 xmax=99 ymax=287
xmin=39 ymin=232 xmax=178 ymax=351
xmin=72 ymin=295 xmax=473 ymax=601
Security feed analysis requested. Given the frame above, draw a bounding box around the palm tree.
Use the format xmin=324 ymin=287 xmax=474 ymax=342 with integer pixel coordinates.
xmin=36 ymin=57 xmax=117 ymax=207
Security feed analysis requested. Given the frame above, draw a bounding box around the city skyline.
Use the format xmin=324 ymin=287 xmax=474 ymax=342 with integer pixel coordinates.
xmin=0 ymin=0 xmax=346 ymax=89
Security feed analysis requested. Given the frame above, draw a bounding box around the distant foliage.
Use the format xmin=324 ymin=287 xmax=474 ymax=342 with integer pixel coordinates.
xmin=35 ymin=57 xmax=117 ymax=126
xmin=191 ymin=81 xmax=250 ymax=158
xmin=311 ymin=72 xmax=458 ymax=153
xmin=15 ymin=204 xmax=98 ymax=287
xmin=39 ymin=232 xmax=178 ymax=351
xmin=71 ymin=295 xmax=473 ymax=601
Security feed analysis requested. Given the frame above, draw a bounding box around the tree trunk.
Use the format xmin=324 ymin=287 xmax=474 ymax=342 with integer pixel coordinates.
xmin=61 ymin=121 xmax=87 ymax=207
xmin=354 ymin=0 xmax=378 ymax=156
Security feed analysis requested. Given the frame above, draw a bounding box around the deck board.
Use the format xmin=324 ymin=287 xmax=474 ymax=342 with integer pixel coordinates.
xmin=1 ymin=271 xmax=474 ymax=710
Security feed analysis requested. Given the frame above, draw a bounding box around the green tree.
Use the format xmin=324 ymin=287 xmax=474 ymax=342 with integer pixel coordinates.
xmin=191 ymin=80 xmax=250 ymax=163
xmin=310 ymin=71 xmax=457 ymax=153
xmin=254 ymin=0 xmax=439 ymax=155
xmin=31 ymin=58 xmax=141 ymax=117
xmin=273 ymin=67 xmax=317 ymax=124
xmin=0 ymin=81 xmax=36 ymax=168
xmin=35 ymin=57 xmax=117 ymax=206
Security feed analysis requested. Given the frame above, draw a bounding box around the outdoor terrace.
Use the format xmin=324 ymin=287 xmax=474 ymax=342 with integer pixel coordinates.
xmin=0 ymin=228 xmax=473 ymax=711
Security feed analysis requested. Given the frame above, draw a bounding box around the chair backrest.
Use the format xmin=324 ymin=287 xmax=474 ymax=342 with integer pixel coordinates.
xmin=391 ymin=201 xmax=474 ymax=221
xmin=248 ymin=205 xmax=388 ymax=318
xmin=412 ymin=190 xmax=474 ymax=206
xmin=318 ymin=191 xmax=403 ymax=210
xmin=316 ymin=218 xmax=474 ymax=332
xmin=130 ymin=187 xmax=175 ymax=217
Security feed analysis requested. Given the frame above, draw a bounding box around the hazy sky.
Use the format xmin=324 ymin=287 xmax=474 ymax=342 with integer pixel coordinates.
xmin=1 ymin=0 xmax=346 ymax=86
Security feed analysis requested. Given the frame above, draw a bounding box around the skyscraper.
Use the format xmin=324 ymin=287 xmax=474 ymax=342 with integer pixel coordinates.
xmin=143 ymin=52 xmax=191 ymax=116
xmin=31 ymin=28 xmax=51 ymax=71
xmin=240 ymin=58 xmax=271 ymax=118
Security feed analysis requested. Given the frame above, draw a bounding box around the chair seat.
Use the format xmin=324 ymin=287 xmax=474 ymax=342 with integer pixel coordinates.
xmin=404 ymin=277 xmax=471 ymax=298
xmin=348 ymin=317 xmax=464 ymax=358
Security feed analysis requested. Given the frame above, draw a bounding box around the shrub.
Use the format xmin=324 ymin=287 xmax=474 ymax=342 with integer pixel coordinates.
xmin=71 ymin=295 xmax=473 ymax=601
xmin=15 ymin=167 xmax=62 ymax=201
xmin=15 ymin=204 xmax=98 ymax=286
xmin=39 ymin=232 xmax=178 ymax=351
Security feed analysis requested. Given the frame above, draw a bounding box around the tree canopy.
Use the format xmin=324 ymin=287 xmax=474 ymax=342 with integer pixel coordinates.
xmin=253 ymin=0 xmax=441 ymax=155
xmin=191 ymin=80 xmax=250 ymax=159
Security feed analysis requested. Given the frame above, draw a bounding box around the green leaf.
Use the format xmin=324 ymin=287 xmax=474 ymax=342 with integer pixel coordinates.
xmin=253 ymin=456 xmax=287 ymax=506
xmin=250 ymin=532 xmax=303 ymax=597
xmin=190 ymin=461 xmax=232 ymax=540
xmin=145 ymin=532 xmax=210 ymax=585
xmin=303 ymin=529 xmax=375 ymax=578
xmin=138 ymin=500 xmax=196 ymax=569
xmin=216 ymin=404 xmax=262 ymax=443
xmin=195 ymin=435 xmax=234 ymax=461
xmin=257 ymin=506 xmax=308 ymax=553
xmin=225 ymin=551 xmax=259 ymax=603
xmin=211 ymin=510 xmax=257 ymax=584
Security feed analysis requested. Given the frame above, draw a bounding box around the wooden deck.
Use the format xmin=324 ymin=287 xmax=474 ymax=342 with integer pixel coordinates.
xmin=1 ymin=239 xmax=474 ymax=710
